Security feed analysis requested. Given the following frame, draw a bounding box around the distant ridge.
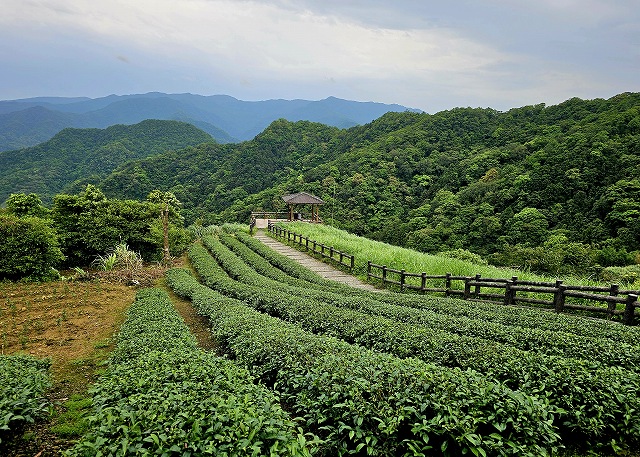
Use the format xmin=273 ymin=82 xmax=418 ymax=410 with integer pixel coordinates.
xmin=0 ymin=92 xmax=420 ymax=151
xmin=0 ymin=119 xmax=213 ymax=203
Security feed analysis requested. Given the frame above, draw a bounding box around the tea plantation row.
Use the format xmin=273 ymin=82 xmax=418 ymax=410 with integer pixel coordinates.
xmin=0 ymin=355 xmax=50 ymax=445
xmin=167 ymin=266 xmax=558 ymax=456
xmin=185 ymin=230 xmax=640 ymax=454
xmin=65 ymin=288 xmax=313 ymax=456
xmin=224 ymin=229 xmax=640 ymax=362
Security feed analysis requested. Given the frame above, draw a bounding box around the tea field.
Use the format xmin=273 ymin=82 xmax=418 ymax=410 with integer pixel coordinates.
xmin=2 ymin=229 xmax=640 ymax=456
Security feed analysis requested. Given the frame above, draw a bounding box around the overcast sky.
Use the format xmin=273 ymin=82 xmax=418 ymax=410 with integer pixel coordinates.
xmin=1 ymin=0 xmax=639 ymax=112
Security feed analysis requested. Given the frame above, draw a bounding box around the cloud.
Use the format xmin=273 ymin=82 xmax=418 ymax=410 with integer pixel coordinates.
xmin=0 ymin=0 xmax=638 ymax=110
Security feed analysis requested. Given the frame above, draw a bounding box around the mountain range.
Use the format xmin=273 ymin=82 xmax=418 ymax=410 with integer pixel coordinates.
xmin=0 ymin=92 xmax=419 ymax=151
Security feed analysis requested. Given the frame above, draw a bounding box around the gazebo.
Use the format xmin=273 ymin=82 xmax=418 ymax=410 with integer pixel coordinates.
xmin=282 ymin=192 xmax=324 ymax=222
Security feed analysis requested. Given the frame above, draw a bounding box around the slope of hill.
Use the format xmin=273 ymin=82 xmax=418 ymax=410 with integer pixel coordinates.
xmin=0 ymin=106 xmax=82 ymax=151
xmin=0 ymin=92 xmax=419 ymax=151
xmin=87 ymin=92 xmax=640 ymax=276
xmin=0 ymin=119 xmax=214 ymax=204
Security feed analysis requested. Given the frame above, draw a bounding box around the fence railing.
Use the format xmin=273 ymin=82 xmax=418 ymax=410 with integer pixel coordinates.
xmin=367 ymin=263 xmax=640 ymax=325
xmin=268 ymin=222 xmax=355 ymax=270
xmin=251 ymin=211 xmax=289 ymax=220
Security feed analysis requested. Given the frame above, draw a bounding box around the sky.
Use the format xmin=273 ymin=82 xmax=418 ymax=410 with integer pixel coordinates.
xmin=1 ymin=0 xmax=639 ymax=112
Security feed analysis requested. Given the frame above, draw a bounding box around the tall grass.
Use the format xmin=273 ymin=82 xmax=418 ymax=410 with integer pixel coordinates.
xmin=281 ymin=222 xmax=553 ymax=283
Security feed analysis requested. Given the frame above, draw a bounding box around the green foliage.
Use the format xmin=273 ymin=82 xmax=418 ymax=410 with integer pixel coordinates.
xmin=436 ymin=248 xmax=488 ymax=265
xmin=600 ymin=264 xmax=640 ymax=287
xmin=0 ymin=214 xmax=64 ymax=280
xmin=66 ymin=288 xmax=313 ymax=456
xmin=283 ymin=221 xmax=538 ymax=280
xmin=84 ymin=92 xmax=640 ymax=277
xmin=5 ymin=93 xmax=640 ymax=277
xmin=0 ymin=355 xmax=51 ymax=444
xmin=168 ymin=263 xmax=560 ymax=456
xmin=52 ymin=185 xmax=161 ymax=266
xmin=490 ymin=235 xmax=598 ymax=276
xmin=199 ymin=231 xmax=640 ymax=452
xmin=5 ymin=193 xmax=49 ymax=218
xmin=92 ymin=243 xmax=143 ymax=273
xmin=0 ymin=120 xmax=213 ymax=205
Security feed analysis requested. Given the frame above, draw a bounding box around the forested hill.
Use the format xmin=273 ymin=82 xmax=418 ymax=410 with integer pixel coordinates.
xmin=0 ymin=119 xmax=213 ymax=204
xmin=90 ymin=92 xmax=640 ymax=275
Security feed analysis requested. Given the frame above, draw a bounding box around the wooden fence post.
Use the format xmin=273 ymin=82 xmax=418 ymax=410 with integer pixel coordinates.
xmin=509 ymin=276 xmax=518 ymax=306
xmin=504 ymin=280 xmax=513 ymax=306
xmin=382 ymin=265 xmax=388 ymax=286
xmin=420 ymin=272 xmax=427 ymax=293
xmin=400 ymin=270 xmax=406 ymax=291
xmin=367 ymin=261 xmax=371 ymax=280
xmin=607 ymin=284 xmax=619 ymax=319
xmin=553 ymin=280 xmax=565 ymax=313
xmin=463 ymin=278 xmax=471 ymax=300
xmin=623 ymin=294 xmax=638 ymax=326
xmin=474 ymin=274 xmax=481 ymax=299
xmin=350 ymin=255 xmax=354 ymax=270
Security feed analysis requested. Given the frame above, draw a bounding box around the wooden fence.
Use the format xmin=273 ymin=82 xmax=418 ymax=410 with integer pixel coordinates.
xmin=367 ymin=262 xmax=640 ymax=325
xmin=268 ymin=223 xmax=355 ymax=270
xmin=251 ymin=211 xmax=289 ymax=220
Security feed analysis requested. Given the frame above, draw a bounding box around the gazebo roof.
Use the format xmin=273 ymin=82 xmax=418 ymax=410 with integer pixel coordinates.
xmin=282 ymin=192 xmax=324 ymax=205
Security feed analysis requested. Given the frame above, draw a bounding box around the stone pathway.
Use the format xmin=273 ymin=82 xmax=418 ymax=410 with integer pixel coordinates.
xmin=253 ymin=231 xmax=383 ymax=292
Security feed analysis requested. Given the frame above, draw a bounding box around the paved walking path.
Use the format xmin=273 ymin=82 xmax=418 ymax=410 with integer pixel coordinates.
xmin=253 ymin=231 xmax=383 ymax=292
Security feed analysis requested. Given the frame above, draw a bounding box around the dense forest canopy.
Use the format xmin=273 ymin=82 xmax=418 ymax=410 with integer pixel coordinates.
xmin=0 ymin=119 xmax=214 ymax=204
xmin=2 ymin=92 xmax=640 ymax=277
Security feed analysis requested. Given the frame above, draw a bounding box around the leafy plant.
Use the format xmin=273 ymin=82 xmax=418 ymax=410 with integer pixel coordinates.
xmin=0 ymin=355 xmax=51 ymax=444
xmin=66 ymin=288 xmax=314 ymax=456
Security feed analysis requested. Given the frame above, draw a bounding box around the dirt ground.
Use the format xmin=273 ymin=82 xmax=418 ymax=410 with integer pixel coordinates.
xmin=0 ymin=278 xmax=137 ymax=456
xmin=0 ymin=258 xmax=217 ymax=456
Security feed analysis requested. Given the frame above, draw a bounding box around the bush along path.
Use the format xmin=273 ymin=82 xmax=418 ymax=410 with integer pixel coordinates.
xmin=213 ymin=231 xmax=640 ymax=371
xmin=187 ymin=241 xmax=640 ymax=454
xmin=64 ymin=288 xmax=314 ymax=456
xmin=168 ymin=263 xmax=561 ymax=456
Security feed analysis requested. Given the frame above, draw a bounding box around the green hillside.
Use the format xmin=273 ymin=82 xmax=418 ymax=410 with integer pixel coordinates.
xmin=3 ymin=93 xmax=639 ymax=277
xmin=0 ymin=119 xmax=214 ymax=204
xmin=86 ymin=93 xmax=640 ymax=277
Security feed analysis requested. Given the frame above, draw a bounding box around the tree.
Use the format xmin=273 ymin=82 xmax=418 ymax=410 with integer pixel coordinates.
xmin=0 ymin=215 xmax=64 ymax=280
xmin=147 ymin=190 xmax=182 ymax=265
xmin=506 ymin=207 xmax=549 ymax=246
xmin=5 ymin=193 xmax=49 ymax=218
xmin=52 ymin=185 xmax=157 ymax=266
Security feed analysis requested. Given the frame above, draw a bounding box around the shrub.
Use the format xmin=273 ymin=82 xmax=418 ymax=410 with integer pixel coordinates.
xmin=0 ymin=355 xmax=51 ymax=444
xmin=0 ymin=215 xmax=64 ymax=280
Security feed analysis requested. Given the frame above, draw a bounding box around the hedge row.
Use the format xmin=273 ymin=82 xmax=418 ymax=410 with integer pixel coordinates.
xmin=226 ymin=228 xmax=345 ymax=289
xmin=167 ymin=266 xmax=559 ymax=456
xmin=65 ymin=288 xmax=312 ymax=456
xmin=0 ymin=355 xmax=51 ymax=444
xmin=189 ymin=242 xmax=640 ymax=452
xmin=261 ymin=225 xmax=640 ymax=346
xmin=207 ymin=233 xmax=640 ymax=370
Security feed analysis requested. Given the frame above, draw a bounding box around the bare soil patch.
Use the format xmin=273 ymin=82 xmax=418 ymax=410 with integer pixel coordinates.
xmin=0 ymin=279 xmax=136 ymax=456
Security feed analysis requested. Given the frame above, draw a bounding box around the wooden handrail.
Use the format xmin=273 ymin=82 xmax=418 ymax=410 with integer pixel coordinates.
xmin=267 ymin=222 xmax=354 ymax=270
xmin=366 ymin=263 xmax=639 ymax=325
